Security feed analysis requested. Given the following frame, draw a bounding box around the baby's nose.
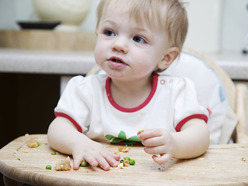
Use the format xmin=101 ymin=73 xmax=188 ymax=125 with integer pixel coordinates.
xmin=112 ymin=36 xmax=128 ymax=54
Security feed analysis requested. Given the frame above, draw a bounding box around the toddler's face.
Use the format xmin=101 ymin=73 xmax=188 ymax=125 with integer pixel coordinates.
xmin=94 ymin=3 xmax=171 ymax=82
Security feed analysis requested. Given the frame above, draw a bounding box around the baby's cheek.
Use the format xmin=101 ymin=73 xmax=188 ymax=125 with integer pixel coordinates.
xmin=94 ymin=40 xmax=107 ymax=64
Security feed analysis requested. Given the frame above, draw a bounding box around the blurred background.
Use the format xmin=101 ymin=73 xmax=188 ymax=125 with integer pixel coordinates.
xmin=0 ymin=0 xmax=248 ymax=53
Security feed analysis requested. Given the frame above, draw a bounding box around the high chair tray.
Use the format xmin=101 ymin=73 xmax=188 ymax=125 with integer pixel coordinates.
xmin=0 ymin=134 xmax=248 ymax=185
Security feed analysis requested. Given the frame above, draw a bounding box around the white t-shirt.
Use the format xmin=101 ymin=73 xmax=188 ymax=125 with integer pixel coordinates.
xmin=54 ymin=73 xmax=209 ymax=145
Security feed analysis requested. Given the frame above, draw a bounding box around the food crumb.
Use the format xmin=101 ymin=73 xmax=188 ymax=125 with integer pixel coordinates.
xmin=211 ymin=163 xmax=216 ymax=169
xmin=118 ymin=163 xmax=124 ymax=169
xmin=54 ymin=156 xmax=71 ymax=171
xmin=118 ymin=146 xmax=130 ymax=153
xmin=123 ymin=160 xmax=129 ymax=167
xmin=241 ymin=157 xmax=247 ymax=162
xmin=26 ymin=139 xmax=40 ymax=148
xmin=24 ymin=149 xmax=29 ymax=153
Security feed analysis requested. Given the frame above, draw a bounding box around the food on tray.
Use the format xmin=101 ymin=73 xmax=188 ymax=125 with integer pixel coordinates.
xmin=118 ymin=162 xmax=124 ymax=169
xmin=81 ymin=161 xmax=88 ymax=167
xmin=124 ymin=157 xmax=131 ymax=161
xmin=51 ymin=152 xmax=56 ymax=155
xmin=54 ymin=156 xmax=71 ymax=171
xmin=46 ymin=165 xmax=52 ymax=170
xmin=123 ymin=159 xmax=129 ymax=167
xmin=118 ymin=157 xmax=135 ymax=169
xmin=118 ymin=146 xmax=130 ymax=153
xmin=129 ymin=159 xmax=135 ymax=165
xmin=26 ymin=139 xmax=41 ymax=148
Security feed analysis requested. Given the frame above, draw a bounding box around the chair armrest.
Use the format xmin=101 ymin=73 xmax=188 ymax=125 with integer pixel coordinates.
xmin=235 ymin=83 xmax=248 ymax=144
xmin=86 ymin=65 xmax=100 ymax=77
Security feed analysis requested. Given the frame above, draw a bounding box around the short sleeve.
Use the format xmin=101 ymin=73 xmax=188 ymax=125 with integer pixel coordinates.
xmin=173 ymin=78 xmax=209 ymax=132
xmin=54 ymin=76 xmax=92 ymax=133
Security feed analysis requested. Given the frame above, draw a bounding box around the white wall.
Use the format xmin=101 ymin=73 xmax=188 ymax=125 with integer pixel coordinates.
xmin=183 ymin=0 xmax=222 ymax=53
xmin=0 ymin=0 xmax=17 ymax=29
xmin=221 ymin=0 xmax=248 ymax=52
xmin=184 ymin=0 xmax=248 ymax=53
xmin=0 ymin=0 xmax=248 ymax=53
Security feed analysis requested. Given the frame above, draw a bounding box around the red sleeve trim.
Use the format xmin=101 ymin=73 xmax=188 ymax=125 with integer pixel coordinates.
xmin=207 ymin=108 xmax=212 ymax=116
xmin=175 ymin=114 xmax=208 ymax=132
xmin=55 ymin=112 xmax=83 ymax=133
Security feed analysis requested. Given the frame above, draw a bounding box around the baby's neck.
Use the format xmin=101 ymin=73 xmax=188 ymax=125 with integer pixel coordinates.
xmin=110 ymin=76 xmax=153 ymax=109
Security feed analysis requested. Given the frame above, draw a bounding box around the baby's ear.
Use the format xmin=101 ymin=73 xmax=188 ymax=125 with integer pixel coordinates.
xmin=157 ymin=47 xmax=179 ymax=70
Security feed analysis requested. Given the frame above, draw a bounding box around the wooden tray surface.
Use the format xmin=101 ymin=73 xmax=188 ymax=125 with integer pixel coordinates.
xmin=0 ymin=134 xmax=248 ymax=185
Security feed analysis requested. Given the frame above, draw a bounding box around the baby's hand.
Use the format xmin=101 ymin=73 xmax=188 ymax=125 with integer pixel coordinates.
xmin=137 ymin=128 xmax=176 ymax=165
xmin=71 ymin=139 xmax=120 ymax=171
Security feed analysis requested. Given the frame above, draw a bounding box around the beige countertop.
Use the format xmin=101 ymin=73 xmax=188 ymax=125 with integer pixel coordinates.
xmin=208 ymin=51 xmax=248 ymax=80
xmin=0 ymin=49 xmax=95 ymax=75
xmin=0 ymin=49 xmax=248 ymax=80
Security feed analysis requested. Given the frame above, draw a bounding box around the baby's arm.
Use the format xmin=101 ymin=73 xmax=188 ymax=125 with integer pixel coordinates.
xmin=137 ymin=119 xmax=209 ymax=164
xmin=47 ymin=117 xmax=120 ymax=171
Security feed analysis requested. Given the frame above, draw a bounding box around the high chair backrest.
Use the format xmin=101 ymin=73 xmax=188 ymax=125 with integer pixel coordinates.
xmin=162 ymin=48 xmax=239 ymax=144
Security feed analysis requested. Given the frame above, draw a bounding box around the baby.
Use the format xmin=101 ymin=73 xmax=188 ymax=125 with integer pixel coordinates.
xmin=48 ymin=0 xmax=210 ymax=171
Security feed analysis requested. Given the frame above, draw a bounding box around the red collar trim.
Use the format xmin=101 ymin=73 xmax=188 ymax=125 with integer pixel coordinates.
xmin=106 ymin=73 xmax=159 ymax=112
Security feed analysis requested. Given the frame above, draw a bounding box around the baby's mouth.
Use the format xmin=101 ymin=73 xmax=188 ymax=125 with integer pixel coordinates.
xmin=112 ymin=59 xmax=123 ymax=63
xmin=108 ymin=57 xmax=126 ymax=64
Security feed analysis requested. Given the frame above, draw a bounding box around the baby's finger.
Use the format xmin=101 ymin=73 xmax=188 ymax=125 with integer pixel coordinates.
xmin=112 ymin=153 xmax=121 ymax=161
xmin=73 ymin=157 xmax=82 ymax=170
xmin=138 ymin=128 xmax=161 ymax=140
xmin=152 ymin=154 xmax=171 ymax=165
xmin=103 ymin=154 xmax=119 ymax=168
xmin=142 ymin=136 xmax=164 ymax=147
xmin=144 ymin=145 xmax=165 ymax=155
xmin=96 ymin=156 xmax=111 ymax=171
xmin=101 ymin=151 xmax=120 ymax=168
xmin=72 ymin=153 xmax=84 ymax=170
xmin=84 ymin=155 xmax=99 ymax=168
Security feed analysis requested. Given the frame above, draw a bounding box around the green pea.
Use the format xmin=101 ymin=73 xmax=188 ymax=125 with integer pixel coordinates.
xmin=46 ymin=165 xmax=52 ymax=170
xmin=36 ymin=141 xmax=41 ymax=146
xmin=81 ymin=161 xmax=88 ymax=167
xmin=124 ymin=157 xmax=131 ymax=161
xmin=129 ymin=159 xmax=135 ymax=165
xmin=51 ymin=152 xmax=56 ymax=155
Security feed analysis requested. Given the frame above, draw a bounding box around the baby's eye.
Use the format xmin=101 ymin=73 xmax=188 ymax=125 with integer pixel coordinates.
xmin=133 ymin=36 xmax=146 ymax=43
xmin=104 ymin=29 xmax=115 ymax=37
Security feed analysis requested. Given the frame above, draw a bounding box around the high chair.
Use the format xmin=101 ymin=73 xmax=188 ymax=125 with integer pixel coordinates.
xmin=87 ymin=48 xmax=248 ymax=144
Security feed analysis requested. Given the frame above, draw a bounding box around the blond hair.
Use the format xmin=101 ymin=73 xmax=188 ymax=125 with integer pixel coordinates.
xmin=96 ymin=0 xmax=188 ymax=52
